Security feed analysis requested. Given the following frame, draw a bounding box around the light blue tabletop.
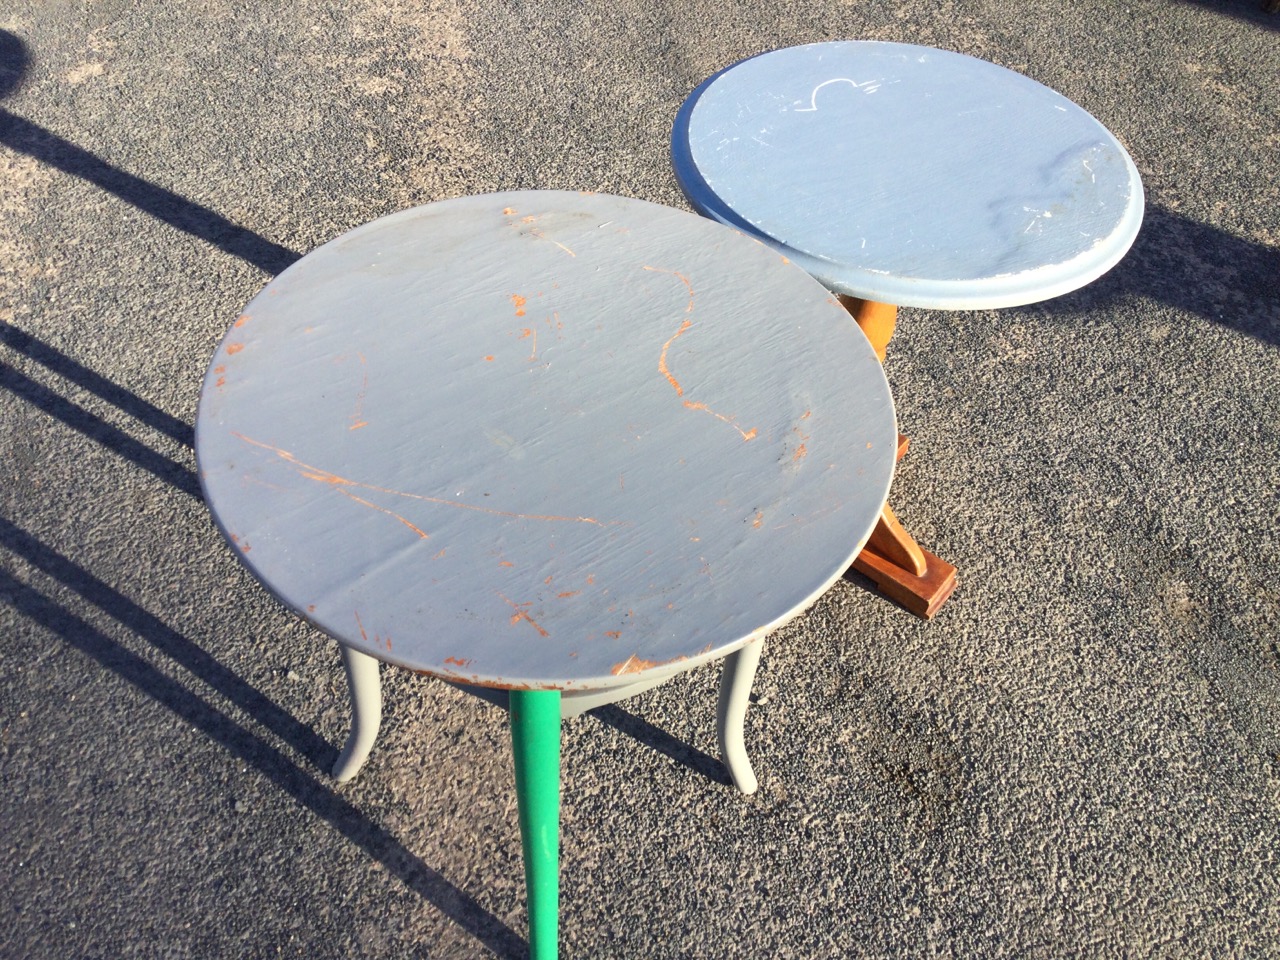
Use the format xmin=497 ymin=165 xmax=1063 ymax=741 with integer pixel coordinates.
xmin=196 ymin=192 xmax=896 ymax=691
xmin=673 ymin=42 xmax=1145 ymax=309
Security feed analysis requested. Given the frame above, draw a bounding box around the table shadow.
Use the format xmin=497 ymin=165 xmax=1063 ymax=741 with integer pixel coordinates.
xmin=1045 ymin=204 xmax=1280 ymax=349
xmin=0 ymin=320 xmax=194 ymax=448
xmin=589 ymin=703 xmax=734 ymax=787
xmin=449 ymin=684 xmax=735 ymax=788
xmin=0 ymin=32 xmax=299 ymax=277
xmin=1171 ymin=0 xmax=1280 ymax=29
xmin=0 ymin=514 xmax=528 ymax=957
xmin=0 ymin=353 xmax=202 ymax=499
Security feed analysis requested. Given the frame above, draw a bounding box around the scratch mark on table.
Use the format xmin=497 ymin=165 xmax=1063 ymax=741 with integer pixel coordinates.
xmin=519 ymin=326 xmax=538 ymax=361
xmin=354 ymin=610 xmax=392 ymax=651
xmin=232 ymin=432 xmax=619 ymax=526
xmin=794 ymin=77 xmax=882 ymax=112
xmin=500 ymin=594 xmax=550 ymax=637
xmin=646 ymin=265 xmax=757 ymax=441
xmin=658 ymin=318 xmax=693 ymax=396
xmin=528 ymin=227 xmax=576 ymax=257
xmin=333 ymin=487 xmax=430 ymax=538
xmin=611 ymin=652 xmax=689 ymax=676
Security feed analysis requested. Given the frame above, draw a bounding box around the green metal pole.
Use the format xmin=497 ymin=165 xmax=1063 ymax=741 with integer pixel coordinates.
xmin=509 ymin=689 xmax=561 ymax=960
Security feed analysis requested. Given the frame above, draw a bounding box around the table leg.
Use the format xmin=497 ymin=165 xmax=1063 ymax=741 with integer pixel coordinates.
xmin=837 ymin=294 xmax=897 ymax=362
xmin=510 ymin=690 xmax=562 ymax=960
xmin=333 ymin=643 xmax=382 ymax=782
xmin=838 ymin=296 xmax=959 ymax=619
xmin=717 ymin=638 xmax=763 ymax=795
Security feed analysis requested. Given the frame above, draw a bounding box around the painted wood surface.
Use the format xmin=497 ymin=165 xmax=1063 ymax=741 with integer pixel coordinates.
xmin=673 ymin=42 xmax=1145 ymax=309
xmin=196 ymin=192 xmax=896 ymax=690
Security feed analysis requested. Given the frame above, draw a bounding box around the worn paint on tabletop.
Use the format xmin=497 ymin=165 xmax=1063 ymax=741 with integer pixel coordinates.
xmin=196 ymin=191 xmax=896 ymax=690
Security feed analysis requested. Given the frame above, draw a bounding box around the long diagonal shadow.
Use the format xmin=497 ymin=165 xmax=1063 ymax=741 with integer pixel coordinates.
xmin=0 ymin=107 xmax=301 ymax=277
xmin=0 ymin=518 xmax=527 ymax=958
xmin=0 ymin=320 xmax=194 ymax=448
xmin=0 ymin=358 xmax=201 ymax=499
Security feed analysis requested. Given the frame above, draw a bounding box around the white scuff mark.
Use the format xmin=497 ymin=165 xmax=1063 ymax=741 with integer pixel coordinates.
xmin=794 ymin=77 xmax=881 ymax=112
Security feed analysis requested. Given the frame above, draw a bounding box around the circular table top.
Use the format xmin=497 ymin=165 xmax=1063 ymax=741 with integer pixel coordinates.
xmin=672 ymin=41 xmax=1145 ymax=310
xmin=196 ymin=191 xmax=896 ymax=691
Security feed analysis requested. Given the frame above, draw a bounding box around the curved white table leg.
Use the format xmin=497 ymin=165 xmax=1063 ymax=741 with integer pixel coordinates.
xmin=717 ymin=637 xmax=764 ymax=795
xmin=332 ymin=643 xmax=382 ymax=783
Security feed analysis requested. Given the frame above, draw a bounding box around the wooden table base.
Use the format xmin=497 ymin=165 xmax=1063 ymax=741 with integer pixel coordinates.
xmin=840 ymin=296 xmax=959 ymax=619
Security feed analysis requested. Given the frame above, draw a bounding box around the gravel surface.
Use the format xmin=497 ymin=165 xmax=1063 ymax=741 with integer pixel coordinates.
xmin=1 ymin=0 xmax=1277 ymax=957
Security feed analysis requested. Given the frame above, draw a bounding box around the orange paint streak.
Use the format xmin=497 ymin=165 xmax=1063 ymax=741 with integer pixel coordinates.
xmin=658 ymin=319 xmax=693 ymax=396
xmin=648 ymin=265 xmax=755 ymax=441
xmin=499 ymin=594 xmax=549 ymax=637
xmin=503 ymin=207 xmax=517 ymax=215
xmin=792 ymin=444 xmax=808 ymax=461
xmin=605 ymin=631 xmax=622 ymax=640
xmin=333 ymin=488 xmax=429 ymax=539
xmin=499 ymin=561 xmax=514 ymax=567
xmin=682 ymin=400 xmax=757 ymax=441
xmin=611 ymin=653 xmax=689 ymax=676
xmin=214 ymin=365 xmax=226 ymax=374
xmin=216 ymin=377 xmax=226 ymax=388
xmin=232 ymin=433 xmax=615 ymax=526
xmin=557 ymin=591 xmax=580 ymax=599
xmin=226 ymin=343 xmax=244 ymax=355
xmin=528 ymin=227 xmax=576 ymax=257
xmin=484 ymin=355 xmax=495 ymax=362
xmin=753 ymin=511 xmax=764 ymax=529
xmin=355 ymin=611 xmax=369 ymax=644
xmin=512 ymin=295 xmax=527 ymax=317
xmin=234 ymin=314 xmax=250 ymax=327
xmin=643 ymin=265 xmax=695 ymax=312
xmin=444 ymin=656 xmax=472 ymax=667
xmin=433 ymin=548 xmax=447 ymax=559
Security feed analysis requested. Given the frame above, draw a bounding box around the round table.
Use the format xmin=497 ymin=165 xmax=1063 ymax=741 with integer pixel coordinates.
xmin=195 ymin=191 xmax=896 ymax=958
xmin=672 ymin=41 xmax=1144 ymax=616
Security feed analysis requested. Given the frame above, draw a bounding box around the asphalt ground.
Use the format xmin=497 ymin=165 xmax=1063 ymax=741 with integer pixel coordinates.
xmin=1 ymin=0 xmax=1278 ymax=956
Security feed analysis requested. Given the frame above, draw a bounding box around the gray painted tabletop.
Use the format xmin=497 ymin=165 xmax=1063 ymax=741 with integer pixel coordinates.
xmin=673 ymin=41 xmax=1145 ymax=309
xmin=195 ymin=191 xmax=896 ymax=691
